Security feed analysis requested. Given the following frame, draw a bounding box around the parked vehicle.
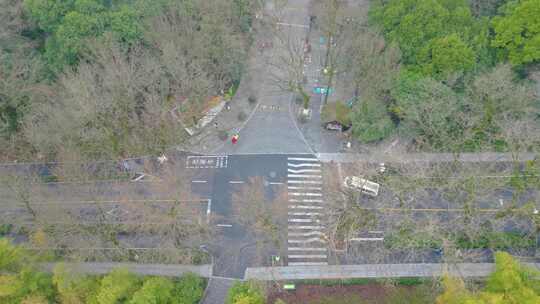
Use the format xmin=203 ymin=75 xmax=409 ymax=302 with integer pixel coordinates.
xmin=343 ymin=176 xmax=380 ymax=197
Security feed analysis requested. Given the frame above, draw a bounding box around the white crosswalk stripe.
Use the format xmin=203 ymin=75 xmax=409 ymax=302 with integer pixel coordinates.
xmin=287 ymin=186 xmax=322 ymax=190
xmin=289 ymin=192 xmax=322 ymax=197
xmin=289 ymin=199 xmax=324 ymax=203
xmin=288 ymin=163 xmax=321 ymax=168
xmin=288 ymin=247 xmax=327 ymax=251
xmin=288 ymin=254 xmax=327 ymax=259
xmin=289 ymin=218 xmax=319 ymax=223
xmin=287 ymin=158 xmax=319 ymax=162
xmin=288 ymin=174 xmax=322 ymax=179
xmin=286 ymin=157 xmax=328 ymax=266
xmin=288 ymin=180 xmax=322 ymax=184
xmin=287 ymin=168 xmax=322 ymax=174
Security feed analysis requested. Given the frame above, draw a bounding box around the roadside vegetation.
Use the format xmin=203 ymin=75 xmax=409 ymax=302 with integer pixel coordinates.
xmin=228 ymin=252 xmax=539 ymax=304
xmin=0 ymin=0 xmax=258 ymax=162
xmin=0 ymin=239 xmax=206 ymax=304
xmin=322 ymin=0 xmax=540 ymax=152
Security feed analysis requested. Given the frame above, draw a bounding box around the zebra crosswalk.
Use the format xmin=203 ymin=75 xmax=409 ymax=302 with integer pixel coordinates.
xmin=286 ymin=156 xmax=328 ymax=266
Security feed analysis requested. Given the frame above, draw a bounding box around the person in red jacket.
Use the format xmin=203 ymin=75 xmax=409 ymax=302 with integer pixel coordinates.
xmin=231 ymin=134 xmax=239 ymax=145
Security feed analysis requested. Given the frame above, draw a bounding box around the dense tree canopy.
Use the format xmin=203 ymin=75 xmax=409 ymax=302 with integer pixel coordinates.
xmin=436 ymin=252 xmax=540 ymax=303
xmin=491 ymin=0 xmax=540 ymax=65
xmin=1 ymin=239 xmax=206 ymax=304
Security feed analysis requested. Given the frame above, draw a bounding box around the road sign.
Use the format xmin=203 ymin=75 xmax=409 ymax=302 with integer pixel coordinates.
xmin=313 ymin=87 xmax=334 ymax=95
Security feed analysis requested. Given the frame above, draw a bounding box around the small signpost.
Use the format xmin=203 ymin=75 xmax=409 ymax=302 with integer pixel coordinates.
xmin=283 ymin=284 xmax=296 ymax=291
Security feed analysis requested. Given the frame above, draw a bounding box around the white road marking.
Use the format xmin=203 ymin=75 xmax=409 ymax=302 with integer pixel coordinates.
xmin=289 ymin=192 xmax=323 ymax=197
xmin=288 ymin=262 xmax=328 ymax=266
xmin=288 ymin=180 xmax=322 ymax=184
xmin=269 ymin=182 xmax=284 ymax=185
xmin=288 ymin=254 xmax=327 ymax=259
xmin=289 ymin=231 xmax=326 ymax=237
xmin=288 ymin=168 xmax=321 ymax=174
xmin=216 ymin=224 xmax=232 ymax=227
xmin=349 ymin=237 xmax=384 ymax=241
xmin=288 ymin=163 xmax=321 ymax=168
xmin=289 ymin=218 xmax=319 ymax=223
xmin=288 ymin=174 xmax=322 ymax=179
xmin=288 ymin=186 xmax=322 ymax=190
xmin=191 ymin=180 xmax=207 ymax=183
xmin=288 ymin=238 xmax=326 ymax=244
xmin=369 ymin=231 xmax=384 ymax=234
xmin=288 ymin=225 xmax=324 ymax=230
xmin=288 ymin=247 xmax=326 ymax=251
xmin=288 ymin=158 xmax=319 ymax=162
xmin=289 ymin=199 xmax=324 ymax=203
xmin=288 ymin=212 xmax=321 ymax=216
xmin=289 ymin=205 xmax=324 ymax=210
xmin=229 ymin=181 xmax=244 ymax=184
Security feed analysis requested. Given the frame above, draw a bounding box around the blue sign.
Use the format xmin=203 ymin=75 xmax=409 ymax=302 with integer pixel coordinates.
xmin=313 ymin=87 xmax=334 ymax=95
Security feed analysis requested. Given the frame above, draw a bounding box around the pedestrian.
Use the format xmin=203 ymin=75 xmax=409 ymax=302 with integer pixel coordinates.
xmin=214 ymin=121 xmax=218 ymax=129
xmin=231 ymin=134 xmax=239 ymax=145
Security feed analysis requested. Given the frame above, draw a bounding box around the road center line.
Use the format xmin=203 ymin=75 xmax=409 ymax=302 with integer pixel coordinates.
xmin=229 ymin=181 xmax=245 ymax=184
xmin=191 ymin=180 xmax=207 ymax=183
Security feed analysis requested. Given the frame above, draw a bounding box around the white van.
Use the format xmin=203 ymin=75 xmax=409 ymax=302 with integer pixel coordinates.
xmin=343 ymin=176 xmax=380 ymax=197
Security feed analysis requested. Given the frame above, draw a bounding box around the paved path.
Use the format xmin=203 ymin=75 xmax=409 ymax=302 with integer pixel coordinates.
xmin=40 ymin=262 xmax=212 ymax=277
xmin=218 ymin=0 xmax=313 ymax=154
xmin=244 ymin=263 xmax=540 ymax=280
xmin=316 ymin=152 xmax=538 ymax=163
xmin=200 ymin=277 xmax=238 ymax=304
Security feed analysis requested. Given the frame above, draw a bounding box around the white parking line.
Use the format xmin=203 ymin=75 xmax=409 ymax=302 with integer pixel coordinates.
xmin=288 ymin=158 xmax=319 ymax=162
xmin=191 ymin=180 xmax=207 ymax=183
xmin=269 ymin=182 xmax=284 ymax=185
xmin=288 ymin=174 xmax=322 ymax=179
xmin=349 ymin=237 xmax=384 ymax=241
xmin=288 ymin=163 xmax=321 ymax=168
xmin=288 ymin=254 xmax=327 ymax=259
xmin=288 ymin=212 xmax=321 ymax=216
xmin=288 ymin=247 xmax=326 ymax=251
xmin=288 ymin=169 xmax=321 ymax=174
xmin=289 ymin=193 xmax=323 ymax=197
xmin=289 ymin=205 xmax=324 ymax=210
xmin=287 ymin=180 xmax=322 ymax=184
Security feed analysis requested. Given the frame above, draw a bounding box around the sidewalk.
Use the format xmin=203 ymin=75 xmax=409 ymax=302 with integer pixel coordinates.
xmin=245 ymin=263 xmax=540 ymax=280
xmin=316 ymin=152 xmax=538 ymax=163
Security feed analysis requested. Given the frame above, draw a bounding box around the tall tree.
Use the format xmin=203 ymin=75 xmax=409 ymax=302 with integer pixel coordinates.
xmin=492 ymin=0 xmax=540 ymax=65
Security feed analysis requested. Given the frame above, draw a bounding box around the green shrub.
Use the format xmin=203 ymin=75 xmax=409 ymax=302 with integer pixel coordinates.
xmin=129 ymin=277 xmax=174 ymax=304
xmin=0 ymin=224 xmax=13 ymax=236
xmin=96 ymin=268 xmax=141 ymax=304
xmin=226 ymin=281 xmax=264 ymax=304
xmin=172 ymin=273 xmax=204 ymax=304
